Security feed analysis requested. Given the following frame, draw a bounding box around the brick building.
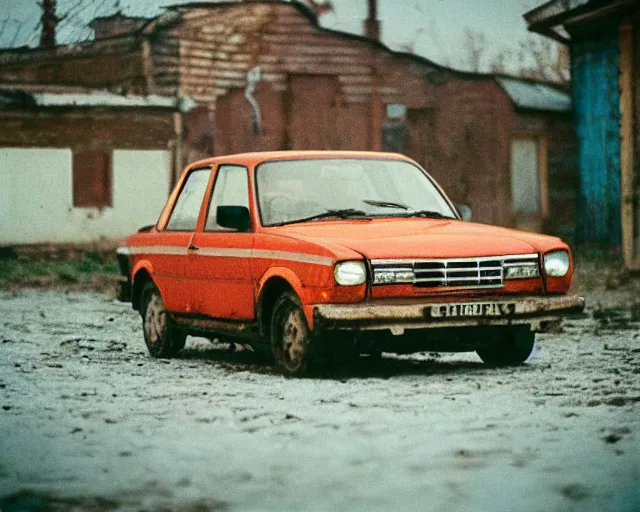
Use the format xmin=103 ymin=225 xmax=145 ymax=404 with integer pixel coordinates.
xmin=0 ymin=0 xmax=576 ymax=240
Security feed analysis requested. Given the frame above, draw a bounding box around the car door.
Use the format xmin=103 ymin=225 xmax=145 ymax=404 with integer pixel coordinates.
xmin=187 ymin=164 xmax=255 ymax=320
xmin=155 ymin=166 xmax=212 ymax=314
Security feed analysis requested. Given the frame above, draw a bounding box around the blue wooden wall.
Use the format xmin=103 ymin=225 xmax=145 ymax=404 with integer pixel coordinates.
xmin=572 ymin=26 xmax=621 ymax=245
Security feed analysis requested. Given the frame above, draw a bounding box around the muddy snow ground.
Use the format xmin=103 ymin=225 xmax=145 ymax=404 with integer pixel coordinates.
xmin=0 ymin=288 xmax=639 ymax=512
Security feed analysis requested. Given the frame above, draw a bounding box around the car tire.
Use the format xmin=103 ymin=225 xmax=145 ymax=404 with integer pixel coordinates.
xmin=141 ymin=281 xmax=186 ymax=358
xmin=270 ymin=291 xmax=319 ymax=377
xmin=475 ymin=326 xmax=535 ymax=366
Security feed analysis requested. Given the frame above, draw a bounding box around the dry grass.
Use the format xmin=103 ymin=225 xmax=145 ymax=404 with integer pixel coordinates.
xmin=0 ymin=251 xmax=120 ymax=294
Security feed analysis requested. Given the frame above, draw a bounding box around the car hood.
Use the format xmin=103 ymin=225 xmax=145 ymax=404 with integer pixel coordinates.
xmin=272 ymin=218 xmax=565 ymax=260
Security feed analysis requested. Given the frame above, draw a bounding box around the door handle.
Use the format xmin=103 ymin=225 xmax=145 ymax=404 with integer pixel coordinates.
xmin=188 ymin=243 xmax=200 ymax=251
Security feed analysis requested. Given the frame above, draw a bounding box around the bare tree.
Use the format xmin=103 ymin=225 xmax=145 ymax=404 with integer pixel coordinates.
xmin=0 ymin=15 xmax=24 ymax=48
xmin=489 ymin=47 xmax=514 ymax=75
xmin=395 ymin=0 xmax=449 ymax=66
xmin=517 ymin=35 xmax=569 ymax=84
xmin=462 ymin=28 xmax=487 ymax=73
xmin=4 ymin=0 xmax=133 ymax=48
xmin=462 ymin=23 xmax=569 ymax=84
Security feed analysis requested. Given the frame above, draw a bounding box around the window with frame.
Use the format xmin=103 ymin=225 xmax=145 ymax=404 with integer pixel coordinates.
xmin=165 ymin=167 xmax=212 ymax=231
xmin=205 ymin=165 xmax=250 ymax=231
xmin=382 ymin=104 xmax=407 ymax=154
xmin=72 ymin=150 xmax=112 ymax=208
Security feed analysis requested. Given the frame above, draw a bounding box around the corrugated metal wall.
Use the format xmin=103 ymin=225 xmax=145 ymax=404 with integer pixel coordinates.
xmin=572 ymin=26 xmax=621 ymax=245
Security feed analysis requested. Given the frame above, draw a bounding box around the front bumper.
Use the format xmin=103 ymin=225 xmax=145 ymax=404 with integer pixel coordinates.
xmin=313 ymin=294 xmax=585 ymax=332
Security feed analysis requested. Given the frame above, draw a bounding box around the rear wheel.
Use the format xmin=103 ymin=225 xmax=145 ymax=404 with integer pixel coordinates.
xmin=475 ymin=326 xmax=535 ymax=366
xmin=270 ymin=292 xmax=319 ymax=377
xmin=141 ymin=281 xmax=186 ymax=358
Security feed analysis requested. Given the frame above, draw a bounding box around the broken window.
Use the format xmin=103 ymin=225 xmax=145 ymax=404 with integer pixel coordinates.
xmin=72 ymin=150 xmax=112 ymax=208
xmin=382 ymin=104 xmax=407 ymax=153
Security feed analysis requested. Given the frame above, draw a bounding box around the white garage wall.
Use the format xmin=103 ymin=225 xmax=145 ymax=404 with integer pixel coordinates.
xmin=0 ymin=148 xmax=73 ymax=244
xmin=0 ymin=148 xmax=170 ymax=245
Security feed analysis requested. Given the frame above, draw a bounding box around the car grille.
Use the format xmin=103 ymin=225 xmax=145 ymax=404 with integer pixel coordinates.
xmin=371 ymin=254 xmax=540 ymax=289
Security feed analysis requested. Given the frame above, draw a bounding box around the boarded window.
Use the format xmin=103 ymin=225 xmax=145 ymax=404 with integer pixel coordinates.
xmin=382 ymin=121 xmax=405 ymax=153
xmin=405 ymin=108 xmax=436 ymax=172
xmin=510 ymin=139 xmax=541 ymax=213
xmin=73 ymin=151 xmax=112 ymax=208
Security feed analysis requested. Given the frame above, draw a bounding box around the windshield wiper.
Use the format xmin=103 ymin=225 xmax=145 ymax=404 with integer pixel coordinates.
xmin=403 ymin=210 xmax=453 ymax=219
xmin=273 ymin=208 xmax=369 ymax=226
xmin=362 ymin=199 xmax=453 ymax=219
xmin=363 ymin=199 xmax=410 ymax=210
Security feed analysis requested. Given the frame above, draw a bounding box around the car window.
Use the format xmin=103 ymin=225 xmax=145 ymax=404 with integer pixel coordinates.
xmin=165 ymin=167 xmax=211 ymax=231
xmin=205 ymin=165 xmax=250 ymax=231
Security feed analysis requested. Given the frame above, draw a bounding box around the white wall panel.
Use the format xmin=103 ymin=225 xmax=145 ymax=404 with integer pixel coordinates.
xmin=0 ymin=148 xmax=170 ymax=244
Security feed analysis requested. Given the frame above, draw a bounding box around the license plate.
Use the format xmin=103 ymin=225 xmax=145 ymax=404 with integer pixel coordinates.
xmin=426 ymin=302 xmax=515 ymax=319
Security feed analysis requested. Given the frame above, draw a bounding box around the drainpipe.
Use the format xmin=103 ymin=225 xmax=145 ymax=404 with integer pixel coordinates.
xmin=245 ymin=66 xmax=262 ymax=136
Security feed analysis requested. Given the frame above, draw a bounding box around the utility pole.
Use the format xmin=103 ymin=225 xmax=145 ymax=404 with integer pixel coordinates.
xmin=39 ymin=0 xmax=59 ymax=48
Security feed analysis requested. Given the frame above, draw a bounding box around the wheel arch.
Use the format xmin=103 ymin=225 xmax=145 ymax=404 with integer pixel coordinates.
xmin=131 ymin=261 xmax=155 ymax=312
xmin=257 ymin=271 xmax=303 ymax=339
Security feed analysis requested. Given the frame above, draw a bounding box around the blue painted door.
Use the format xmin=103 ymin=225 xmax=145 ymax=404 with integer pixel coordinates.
xmin=572 ymin=26 xmax=621 ymax=245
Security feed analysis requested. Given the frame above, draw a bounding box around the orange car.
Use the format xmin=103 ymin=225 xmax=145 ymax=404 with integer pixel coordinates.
xmin=117 ymin=151 xmax=584 ymax=376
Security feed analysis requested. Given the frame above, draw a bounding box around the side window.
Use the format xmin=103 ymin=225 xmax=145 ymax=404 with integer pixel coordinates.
xmin=205 ymin=165 xmax=249 ymax=231
xmin=165 ymin=167 xmax=211 ymax=231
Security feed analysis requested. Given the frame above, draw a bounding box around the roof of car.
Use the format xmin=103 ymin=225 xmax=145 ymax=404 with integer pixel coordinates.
xmin=188 ymin=150 xmax=412 ymax=169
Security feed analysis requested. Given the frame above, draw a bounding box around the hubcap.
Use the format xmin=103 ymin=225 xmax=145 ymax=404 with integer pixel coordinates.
xmin=145 ymin=294 xmax=166 ymax=347
xmin=281 ymin=308 xmax=306 ymax=370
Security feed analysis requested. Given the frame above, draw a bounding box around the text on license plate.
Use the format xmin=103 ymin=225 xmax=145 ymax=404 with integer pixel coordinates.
xmin=427 ymin=302 xmax=515 ymax=318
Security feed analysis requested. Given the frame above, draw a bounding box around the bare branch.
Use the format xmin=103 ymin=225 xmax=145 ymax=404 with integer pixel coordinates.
xmin=517 ymin=35 xmax=569 ymax=84
xmin=489 ymin=48 xmax=514 ymax=75
xmin=462 ymin=28 xmax=487 ymax=73
xmin=394 ymin=0 xmax=448 ymax=64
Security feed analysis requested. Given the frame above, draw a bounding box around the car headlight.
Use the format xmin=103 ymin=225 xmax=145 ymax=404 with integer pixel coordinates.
xmin=334 ymin=261 xmax=367 ymax=286
xmin=543 ymin=250 xmax=570 ymax=277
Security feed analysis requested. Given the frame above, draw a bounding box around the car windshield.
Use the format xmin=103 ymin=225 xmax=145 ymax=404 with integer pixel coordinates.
xmin=256 ymin=158 xmax=456 ymax=226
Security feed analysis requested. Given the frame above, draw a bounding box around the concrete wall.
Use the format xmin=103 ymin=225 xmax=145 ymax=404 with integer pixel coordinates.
xmin=0 ymin=148 xmax=170 ymax=244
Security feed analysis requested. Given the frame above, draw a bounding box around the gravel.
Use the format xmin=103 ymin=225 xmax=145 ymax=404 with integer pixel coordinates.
xmin=0 ymin=288 xmax=638 ymax=511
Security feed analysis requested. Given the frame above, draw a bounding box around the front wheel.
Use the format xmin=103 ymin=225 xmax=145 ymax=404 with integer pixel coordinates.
xmin=141 ymin=281 xmax=186 ymax=358
xmin=270 ymin=292 xmax=319 ymax=377
xmin=475 ymin=327 xmax=535 ymax=366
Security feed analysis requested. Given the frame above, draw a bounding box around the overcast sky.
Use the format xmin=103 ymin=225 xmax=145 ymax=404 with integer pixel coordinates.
xmin=0 ymin=0 xmax=543 ymax=73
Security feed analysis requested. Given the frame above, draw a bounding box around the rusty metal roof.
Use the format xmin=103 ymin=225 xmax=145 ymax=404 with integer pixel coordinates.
xmin=496 ymin=77 xmax=571 ymax=113
xmin=525 ymin=0 xmax=637 ymax=41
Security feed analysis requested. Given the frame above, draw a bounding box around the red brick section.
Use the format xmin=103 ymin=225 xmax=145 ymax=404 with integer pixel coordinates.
xmin=0 ymin=37 xmax=146 ymax=93
xmin=0 ymin=110 xmax=174 ymax=150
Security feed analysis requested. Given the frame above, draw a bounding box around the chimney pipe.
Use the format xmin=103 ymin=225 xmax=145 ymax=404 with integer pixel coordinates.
xmin=365 ymin=0 xmax=380 ymax=41
xmin=40 ymin=0 xmax=59 ymax=48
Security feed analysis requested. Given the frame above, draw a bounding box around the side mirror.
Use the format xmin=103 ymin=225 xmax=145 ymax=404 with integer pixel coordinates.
xmin=217 ymin=206 xmax=251 ymax=231
xmin=456 ymin=204 xmax=472 ymax=222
